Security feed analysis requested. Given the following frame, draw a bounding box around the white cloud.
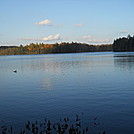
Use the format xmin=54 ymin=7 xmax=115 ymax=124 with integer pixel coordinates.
xmin=88 ymin=39 xmax=111 ymax=43
xmin=81 ymin=35 xmax=111 ymax=43
xmin=35 ymin=19 xmax=52 ymax=25
xmin=21 ymin=37 xmax=35 ymax=40
xmin=42 ymin=34 xmax=61 ymax=41
xmin=120 ymin=30 xmax=128 ymax=34
xmin=75 ymin=24 xmax=84 ymax=27
xmin=81 ymin=35 xmax=91 ymax=39
xmin=21 ymin=34 xmax=61 ymax=42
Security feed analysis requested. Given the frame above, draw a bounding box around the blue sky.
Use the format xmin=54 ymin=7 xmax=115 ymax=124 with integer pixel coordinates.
xmin=0 ymin=0 xmax=134 ymax=46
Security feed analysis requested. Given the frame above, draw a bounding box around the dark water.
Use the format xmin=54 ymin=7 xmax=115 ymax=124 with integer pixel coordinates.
xmin=0 ymin=52 xmax=134 ymax=134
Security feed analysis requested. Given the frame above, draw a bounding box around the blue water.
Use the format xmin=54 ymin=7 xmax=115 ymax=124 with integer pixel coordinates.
xmin=0 ymin=52 xmax=134 ymax=134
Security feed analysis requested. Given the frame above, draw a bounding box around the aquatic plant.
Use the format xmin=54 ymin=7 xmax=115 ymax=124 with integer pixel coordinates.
xmin=1 ymin=115 xmax=105 ymax=134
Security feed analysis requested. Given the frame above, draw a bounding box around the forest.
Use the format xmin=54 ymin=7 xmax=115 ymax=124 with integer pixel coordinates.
xmin=113 ymin=35 xmax=134 ymax=52
xmin=0 ymin=42 xmax=112 ymax=55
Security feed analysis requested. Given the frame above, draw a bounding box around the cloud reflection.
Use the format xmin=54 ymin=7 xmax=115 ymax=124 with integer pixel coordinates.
xmin=41 ymin=77 xmax=53 ymax=90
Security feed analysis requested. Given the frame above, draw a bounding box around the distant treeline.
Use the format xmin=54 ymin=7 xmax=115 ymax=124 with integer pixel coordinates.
xmin=113 ymin=35 xmax=134 ymax=52
xmin=0 ymin=46 xmax=18 ymax=49
xmin=0 ymin=42 xmax=112 ymax=55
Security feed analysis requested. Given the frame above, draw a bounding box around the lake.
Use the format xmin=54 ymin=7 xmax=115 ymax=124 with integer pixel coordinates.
xmin=0 ymin=52 xmax=134 ymax=134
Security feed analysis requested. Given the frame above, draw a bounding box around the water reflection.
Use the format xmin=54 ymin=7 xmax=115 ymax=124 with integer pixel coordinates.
xmin=41 ymin=78 xmax=53 ymax=90
xmin=114 ymin=52 xmax=134 ymax=71
xmin=0 ymin=55 xmax=96 ymax=74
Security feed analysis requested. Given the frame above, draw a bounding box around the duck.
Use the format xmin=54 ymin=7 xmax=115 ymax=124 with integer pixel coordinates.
xmin=13 ymin=70 xmax=17 ymax=73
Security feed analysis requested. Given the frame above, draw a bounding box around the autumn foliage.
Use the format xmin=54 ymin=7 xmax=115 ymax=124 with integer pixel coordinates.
xmin=0 ymin=42 xmax=112 ymax=55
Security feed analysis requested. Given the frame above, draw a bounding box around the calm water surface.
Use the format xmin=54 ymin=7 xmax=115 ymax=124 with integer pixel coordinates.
xmin=0 ymin=52 xmax=134 ymax=133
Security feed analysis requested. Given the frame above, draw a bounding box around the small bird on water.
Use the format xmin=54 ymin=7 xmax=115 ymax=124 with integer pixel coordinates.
xmin=13 ymin=70 xmax=17 ymax=73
